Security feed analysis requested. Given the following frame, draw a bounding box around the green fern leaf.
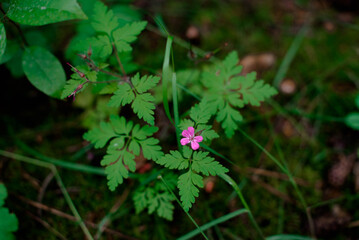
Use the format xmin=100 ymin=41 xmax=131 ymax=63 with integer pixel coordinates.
xmin=108 ymin=83 xmax=135 ymax=107
xmin=83 ymin=122 xmax=117 ymax=148
xmin=91 ymin=1 xmax=119 ymax=37
xmin=132 ymin=73 xmax=160 ymax=93
xmin=131 ymin=93 xmax=156 ymax=125
xmin=156 ymin=150 xmax=189 ymax=170
xmin=138 ymin=138 xmax=163 ymax=160
xmin=113 ymin=21 xmax=147 ymax=52
xmin=216 ymin=103 xmax=243 ymax=138
xmin=101 ymin=149 xmax=135 ymax=191
xmin=178 ymin=171 xmax=203 ymax=211
xmin=191 ymin=151 xmax=228 ymax=176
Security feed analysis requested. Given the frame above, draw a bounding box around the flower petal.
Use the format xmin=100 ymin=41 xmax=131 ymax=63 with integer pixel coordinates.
xmin=187 ymin=127 xmax=195 ymax=136
xmin=180 ymin=138 xmax=190 ymax=145
xmin=182 ymin=130 xmax=191 ymax=138
xmin=191 ymin=141 xmax=200 ymax=150
xmin=194 ymin=136 xmax=203 ymax=143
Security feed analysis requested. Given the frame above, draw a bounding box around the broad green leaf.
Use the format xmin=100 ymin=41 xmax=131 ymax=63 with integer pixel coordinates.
xmin=7 ymin=0 xmax=87 ymax=26
xmin=0 ymin=40 xmax=19 ymax=65
xmin=156 ymin=151 xmax=189 ymax=170
xmin=131 ymin=93 xmax=156 ymax=125
xmin=83 ymin=122 xmax=117 ymax=148
xmin=22 ymin=46 xmax=66 ymax=98
xmin=345 ymin=113 xmax=359 ymax=130
xmin=355 ymin=94 xmax=359 ymax=109
xmin=0 ymin=24 xmax=6 ymax=62
xmin=91 ymin=1 xmax=119 ymax=37
xmin=178 ymin=171 xmax=203 ymax=211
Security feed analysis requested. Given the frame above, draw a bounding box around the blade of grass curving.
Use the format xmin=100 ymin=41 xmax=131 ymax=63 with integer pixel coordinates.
xmin=177 ymin=208 xmax=248 ymax=240
xmin=162 ymin=36 xmax=174 ymax=125
xmin=273 ymin=24 xmax=310 ymax=88
xmin=219 ymin=173 xmax=265 ymax=240
xmin=172 ymin=73 xmax=181 ymax=148
xmin=266 ymin=234 xmax=313 ymax=240
xmin=13 ymin=138 xmax=105 ymax=175
xmin=0 ymin=150 xmax=94 ymax=240
xmin=176 ymin=83 xmax=201 ymax=101
xmin=158 ymin=175 xmax=209 ymax=240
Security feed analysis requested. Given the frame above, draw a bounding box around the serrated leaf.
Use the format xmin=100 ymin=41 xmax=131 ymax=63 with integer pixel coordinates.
xmin=196 ymin=125 xmax=219 ymax=141
xmin=0 ymin=23 xmax=6 ymax=62
xmin=113 ymin=21 xmax=147 ymax=52
xmin=156 ymin=193 xmax=174 ymax=221
xmin=7 ymin=0 xmax=87 ymax=26
xmin=22 ymin=46 xmax=66 ymax=98
xmin=61 ymin=78 xmax=87 ymax=99
xmin=83 ymin=121 xmax=117 ymax=148
xmin=108 ymin=83 xmax=135 ymax=107
xmin=131 ymin=93 xmax=156 ymax=125
xmin=178 ymin=119 xmax=194 ymax=130
xmin=128 ymin=140 xmax=140 ymax=155
xmin=110 ymin=115 xmax=133 ymax=135
xmin=178 ymin=171 xmax=203 ymax=211
xmin=132 ymin=124 xmax=158 ymax=140
xmin=138 ymin=138 xmax=163 ymax=160
xmin=182 ymin=146 xmax=193 ymax=159
xmin=101 ymin=149 xmax=135 ymax=191
xmin=133 ymin=190 xmax=148 ymax=214
xmin=345 ymin=113 xmax=359 ymax=130
xmin=132 ymin=73 xmax=160 ymax=93
xmin=191 ymin=151 xmax=228 ymax=176
xmin=239 ymin=78 xmax=278 ymax=106
xmin=216 ymin=103 xmax=243 ymax=138
xmin=156 ymin=151 xmax=189 ymax=170
xmin=190 ymin=101 xmax=213 ymax=124
xmin=91 ymin=1 xmax=119 ymax=36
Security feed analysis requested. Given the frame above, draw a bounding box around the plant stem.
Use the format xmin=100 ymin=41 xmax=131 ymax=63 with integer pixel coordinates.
xmin=219 ymin=173 xmax=265 ymax=240
xmin=112 ymin=43 xmax=127 ymax=77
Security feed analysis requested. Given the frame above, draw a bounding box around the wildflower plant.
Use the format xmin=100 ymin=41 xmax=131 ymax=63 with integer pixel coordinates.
xmin=0 ymin=0 xmax=286 ymax=238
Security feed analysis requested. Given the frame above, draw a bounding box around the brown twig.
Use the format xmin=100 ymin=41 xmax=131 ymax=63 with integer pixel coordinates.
xmin=37 ymin=172 xmax=55 ymax=215
xmin=15 ymin=195 xmax=139 ymax=240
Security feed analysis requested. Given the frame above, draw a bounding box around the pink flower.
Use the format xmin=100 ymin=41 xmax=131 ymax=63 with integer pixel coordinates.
xmin=180 ymin=127 xmax=203 ymax=150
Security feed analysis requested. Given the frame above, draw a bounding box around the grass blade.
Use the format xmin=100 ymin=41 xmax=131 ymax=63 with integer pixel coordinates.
xmin=177 ymin=208 xmax=248 ymax=240
xmin=273 ymin=24 xmax=309 ymax=88
xmin=162 ymin=36 xmax=174 ymax=125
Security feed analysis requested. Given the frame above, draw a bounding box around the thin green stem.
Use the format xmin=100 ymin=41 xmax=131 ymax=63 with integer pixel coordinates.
xmin=0 ymin=150 xmax=94 ymax=240
xmin=158 ymin=175 xmax=209 ymax=240
xmin=219 ymin=173 xmax=265 ymax=240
